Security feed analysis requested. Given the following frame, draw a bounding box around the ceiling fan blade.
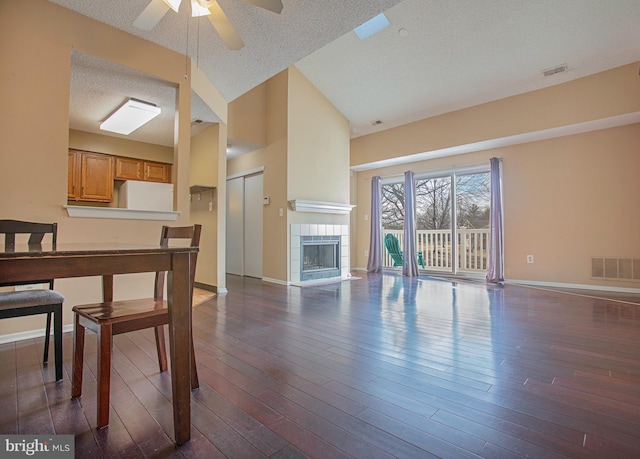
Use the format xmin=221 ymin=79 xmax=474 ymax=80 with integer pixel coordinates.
xmin=242 ymin=0 xmax=283 ymax=14
xmin=207 ymin=1 xmax=244 ymax=50
xmin=133 ymin=0 xmax=171 ymax=30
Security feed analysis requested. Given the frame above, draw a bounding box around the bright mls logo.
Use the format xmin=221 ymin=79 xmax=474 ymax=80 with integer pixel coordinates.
xmin=0 ymin=435 xmax=74 ymax=457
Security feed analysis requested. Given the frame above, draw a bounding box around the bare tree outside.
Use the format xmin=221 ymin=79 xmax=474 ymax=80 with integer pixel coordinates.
xmin=416 ymin=177 xmax=452 ymax=230
xmin=381 ymin=173 xmax=490 ymax=231
xmin=382 ymin=177 xmax=454 ymax=230
xmin=381 ymin=183 xmax=405 ymax=230
xmin=456 ymin=173 xmax=490 ymax=229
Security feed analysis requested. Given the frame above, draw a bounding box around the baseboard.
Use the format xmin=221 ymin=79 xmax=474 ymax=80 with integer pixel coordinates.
xmin=262 ymin=277 xmax=290 ymax=286
xmin=0 ymin=324 xmax=73 ymax=345
xmin=194 ymin=282 xmax=217 ymax=293
xmin=506 ymin=279 xmax=640 ymax=294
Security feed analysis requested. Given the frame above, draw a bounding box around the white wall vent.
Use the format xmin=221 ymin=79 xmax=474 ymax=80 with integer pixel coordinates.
xmin=591 ymin=257 xmax=640 ymax=280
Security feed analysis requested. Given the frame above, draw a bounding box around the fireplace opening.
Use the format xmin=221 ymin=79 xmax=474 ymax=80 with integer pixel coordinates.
xmin=301 ymin=236 xmax=341 ymax=281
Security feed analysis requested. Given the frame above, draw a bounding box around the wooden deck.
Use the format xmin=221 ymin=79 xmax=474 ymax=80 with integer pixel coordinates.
xmin=1 ymin=272 xmax=639 ymax=458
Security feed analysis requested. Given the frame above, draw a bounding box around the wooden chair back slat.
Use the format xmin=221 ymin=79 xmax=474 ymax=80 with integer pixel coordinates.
xmin=0 ymin=220 xmax=57 ymax=289
xmin=154 ymin=225 xmax=201 ymax=301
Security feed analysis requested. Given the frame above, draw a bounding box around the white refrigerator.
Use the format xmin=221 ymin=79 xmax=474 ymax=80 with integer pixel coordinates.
xmin=118 ymin=180 xmax=174 ymax=211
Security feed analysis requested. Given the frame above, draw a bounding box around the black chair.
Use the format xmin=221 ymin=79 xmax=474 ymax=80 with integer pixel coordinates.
xmin=72 ymin=224 xmax=201 ymax=428
xmin=0 ymin=220 xmax=64 ymax=381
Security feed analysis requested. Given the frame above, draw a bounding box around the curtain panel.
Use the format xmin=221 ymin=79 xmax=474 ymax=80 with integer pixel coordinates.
xmin=403 ymin=171 xmax=419 ymax=277
xmin=486 ymin=157 xmax=505 ymax=283
xmin=367 ymin=176 xmax=383 ymax=272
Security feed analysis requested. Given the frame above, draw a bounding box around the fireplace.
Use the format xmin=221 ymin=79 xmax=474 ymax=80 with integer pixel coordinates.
xmin=301 ymin=236 xmax=340 ymax=281
xmin=290 ymin=224 xmax=349 ymax=285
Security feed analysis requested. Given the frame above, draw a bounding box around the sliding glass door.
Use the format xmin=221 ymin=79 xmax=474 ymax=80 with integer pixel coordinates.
xmin=456 ymin=172 xmax=490 ymax=272
xmin=415 ymin=176 xmax=452 ymax=270
xmin=381 ymin=168 xmax=490 ymax=275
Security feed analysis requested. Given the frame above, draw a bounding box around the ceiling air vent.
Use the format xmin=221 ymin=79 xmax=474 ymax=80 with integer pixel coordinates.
xmin=191 ymin=119 xmax=203 ymax=125
xmin=542 ymin=64 xmax=568 ymax=77
xmin=370 ymin=119 xmax=383 ymax=126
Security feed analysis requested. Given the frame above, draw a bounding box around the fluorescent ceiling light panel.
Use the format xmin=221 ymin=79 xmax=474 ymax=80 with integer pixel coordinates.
xmin=354 ymin=13 xmax=390 ymax=40
xmin=100 ymin=99 xmax=161 ymax=135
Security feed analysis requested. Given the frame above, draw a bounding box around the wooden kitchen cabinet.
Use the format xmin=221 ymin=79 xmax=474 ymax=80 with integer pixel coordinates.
xmin=114 ymin=156 xmax=171 ymax=183
xmin=143 ymin=161 xmax=171 ymax=183
xmin=68 ymin=150 xmax=78 ymax=199
xmin=68 ymin=150 xmax=114 ymax=202
xmin=114 ymin=156 xmax=143 ymax=181
xmin=69 ymin=149 xmax=171 ymax=203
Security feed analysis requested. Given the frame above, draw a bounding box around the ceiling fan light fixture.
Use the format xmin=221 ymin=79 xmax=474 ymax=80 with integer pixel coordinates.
xmin=163 ymin=0 xmax=182 ymax=13
xmin=100 ymin=99 xmax=161 ymax=135
xmin=191 ymin=0 xmax=211 ymax=17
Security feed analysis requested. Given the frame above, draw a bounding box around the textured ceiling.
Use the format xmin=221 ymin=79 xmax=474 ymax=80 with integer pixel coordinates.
xmin=297 ymin=0 xmax=640 ymax=138
xmin=53 ymin=0 xmax=640 ymax=158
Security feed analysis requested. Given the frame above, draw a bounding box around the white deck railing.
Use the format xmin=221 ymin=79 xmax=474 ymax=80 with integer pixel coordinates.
xmin=383 ymin=229 xmax=490 ymax=273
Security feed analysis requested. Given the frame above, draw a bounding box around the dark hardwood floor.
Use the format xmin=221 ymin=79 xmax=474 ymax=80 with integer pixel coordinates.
xmin=1 ymin=272 xmax=640 ymax=458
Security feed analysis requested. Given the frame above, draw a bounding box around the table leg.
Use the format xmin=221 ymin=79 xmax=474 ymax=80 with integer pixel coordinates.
xmin=167 ymin=252 xmax=192 ymax=445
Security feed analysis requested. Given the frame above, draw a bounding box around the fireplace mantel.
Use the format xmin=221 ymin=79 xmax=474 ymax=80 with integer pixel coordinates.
xmin=288 ymin=200 xmax=355 ymax=215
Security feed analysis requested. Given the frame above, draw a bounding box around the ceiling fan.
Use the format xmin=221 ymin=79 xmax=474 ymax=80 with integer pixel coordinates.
xmin=133 ymin=0 xmax=283 ymax=50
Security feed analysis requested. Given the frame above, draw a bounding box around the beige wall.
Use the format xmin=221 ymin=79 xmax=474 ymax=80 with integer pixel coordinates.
xmin=287 ymin=67 xmax=351 ymax=206
xmin=351 ymin=63 xmax=640 ymax=167
xmin=0 ymin=0 xmax=220 ymax=336
xmin=226 ymin=68 xmax=352 ymax=283
xmin=262 ymin=71 xmax=290 ymax=281
xmin=353 ymin=64 xmax=640 ymax=289
xmin=286 ymin=66 xmax=351 ymax=234
xmin=69 ymin=129 xmax=174 ymax=163
xmin=189 ymin=125 xmax=222 ymax=289
xmin=227 ymin=148 xmax=266 ymax=176
xmin=228 ymin=82 xmax=267 ymax=148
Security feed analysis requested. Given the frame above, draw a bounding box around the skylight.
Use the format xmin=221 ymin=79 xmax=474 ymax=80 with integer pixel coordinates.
xmin=354 ymin=13 xmax=390 ymax=40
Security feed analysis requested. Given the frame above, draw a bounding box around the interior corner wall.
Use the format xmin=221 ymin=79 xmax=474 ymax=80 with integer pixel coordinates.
xmin=261 ymin=70 xmax=290 ymax=282
xmin=228 ymin=81 xmax=268 ymax=147
xmin=0 ymin=0 xmax=195 ymax=336
xmin=286 ymin=66 xmax=351 ymax=209
xmin=287 ymin=66 xmax=351 ymax=246
xmin=190 ymin=125 xmax=221 ymax=289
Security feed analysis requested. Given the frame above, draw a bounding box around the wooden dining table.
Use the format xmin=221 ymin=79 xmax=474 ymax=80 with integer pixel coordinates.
xmin=0 ymin=241 xmax=197 ymax=445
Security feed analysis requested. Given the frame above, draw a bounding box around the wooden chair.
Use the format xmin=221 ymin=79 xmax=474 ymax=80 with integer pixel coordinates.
xmin=71 ymin=224 xmax=201 ymax=428
xmin=0 ymin=220 xmax=64 ymax=381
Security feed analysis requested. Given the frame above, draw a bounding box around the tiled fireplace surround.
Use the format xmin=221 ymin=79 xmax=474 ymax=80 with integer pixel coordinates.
xmin=290 ymin=223 xmax=349 ymax=285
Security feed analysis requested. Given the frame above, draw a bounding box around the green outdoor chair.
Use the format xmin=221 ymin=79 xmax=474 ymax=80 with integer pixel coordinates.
xmin=384 ymin=233 xmax=425 ymax=268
